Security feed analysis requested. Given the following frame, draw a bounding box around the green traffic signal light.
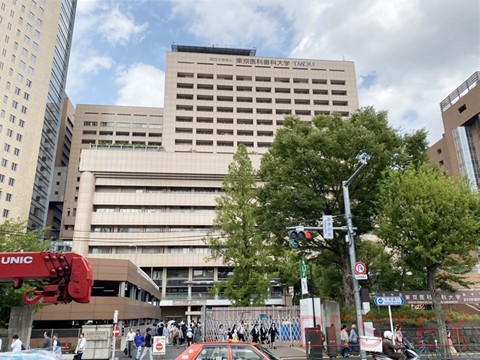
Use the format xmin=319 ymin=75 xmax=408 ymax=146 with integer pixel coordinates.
xmin=289 ymin=239 xmax=299 ymax=249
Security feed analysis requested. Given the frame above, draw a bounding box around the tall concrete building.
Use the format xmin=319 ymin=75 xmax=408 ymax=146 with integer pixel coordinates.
xmin=60 ymin=45 xmax=360 ymax=320
xmin=0 ymin=0 xmax=76 ymax=229
xmin=428 ymin=71 xmax=480 ymax=190
xmin=162 ymin=45 xmax=359 ymax=154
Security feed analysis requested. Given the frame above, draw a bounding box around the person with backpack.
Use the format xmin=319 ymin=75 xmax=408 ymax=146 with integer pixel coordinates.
xmin=186 ymin=326 xmax=194 ymax=347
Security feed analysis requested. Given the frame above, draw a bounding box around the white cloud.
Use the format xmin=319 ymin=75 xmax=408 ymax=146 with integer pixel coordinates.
xmin=169 ymin=0 xmax=480 ymax=144
xmin=79 ymin=56 xmax=114 ymax=74
xmin=115 ymin=63 xmax=165 ymax=107
xmin=99 ymin=6 xmax=148 ymax=46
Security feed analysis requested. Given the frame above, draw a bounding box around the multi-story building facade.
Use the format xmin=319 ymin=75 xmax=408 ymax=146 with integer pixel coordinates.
xmin=428 ymin=71 xmax=480 ymax=190
xmin=59 ymin=45 xmax=360 ymax=320
xmin=0 ymin=0 xmax=76 ymax=229
xmin=162 ymin=45 xmax=359 ymax=154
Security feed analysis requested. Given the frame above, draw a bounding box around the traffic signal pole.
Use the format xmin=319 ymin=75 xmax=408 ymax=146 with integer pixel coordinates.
xmin=343 ymin=153 xmax=370 ymax=360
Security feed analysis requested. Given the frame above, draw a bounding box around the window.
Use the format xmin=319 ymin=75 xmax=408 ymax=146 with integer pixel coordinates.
xmin=11 ymin=162 xmax=17 ymax=171
xmin=3 ymin=144 xmax=10 ymax=152
xmin=16 ymin=133 xmax=22 ymax=142
xmin=5 ymin=193 xmax=11 ymax=201
xmin=0 ymin=174 xmax=4 ymax=182
xmin=8 ymin=178 xmax=14 ymax=186
xmin=13 ymin=148 xmax=19 ymax=156
xmin=23 ymin=92 xmax=29 ymax=100
xmin=1 ymin=159 xmax=7 ymax=167
xmin=21 ymin=105 xmax=27 ymax=113
xmin=19 ymin=119 xmax=25 ymax=127
xmin=3 ymin=209 xmax=9 ymax=218
xmin=9 ymin=114 xmax=15 ymax=123
xmin=12 ymin=100 xmax=18 ymax=109
xmin=6 ymin=129 xmax=12 ymax=137
xmin=25 ymin=79 xmax=31 ymax=87
xmin=14 ymin=87 xmax=20 ymax=95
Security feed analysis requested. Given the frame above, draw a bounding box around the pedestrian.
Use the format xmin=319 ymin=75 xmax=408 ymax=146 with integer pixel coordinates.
xmin=340 ymin=325 xmax=351 ymax=357
xmin=52 ymin=333 xmax=63 ymax=357
xmin=134 ymin=329 xmax=145 ymax=360
xmin=395 ymin=325 xmax=403 ymax=346
xmin=139 ymin=327 xmax=153 ymax=360
xmin=43 ymin=331 xmax=52 ymax=349
xmin=74 ymin=333 xmax=87 ymax=360
xmin=237 ymin=322 xmax=246 ymax=342
xmin=126 ymin=328 xmax=135 ymax=358
xmin=194 ymin=321 xmax=202 ymax=343
xmin=186 ymin=326 xmax=194 ymax=347
xmin=11 ymin=334 xmax=22 ymax=352
xmin=218 ymin=324 xmax=226 ymax=341
xmin=349 ymin=324 xmax=359 ymax=354
xmin=447 ymin=333 xmax=457 ymax=356
xmin=251 ymin=324 xmax=260 ymax=343
xmin=382 ymin=331 xmax=404 ymax=360
xmin=268 ymin=323 xmax=279 ymax=349
xmin=260 ymin=324 xmax=268 ymax=344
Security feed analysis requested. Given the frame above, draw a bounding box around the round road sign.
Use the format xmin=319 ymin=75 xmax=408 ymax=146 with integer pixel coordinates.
xmin=354 ymin=262 xmax=367 ymax=275
xmin=113 ymin=325 xmax=120 ymax=337
xmin=155 ymin=342 xmax=163 ymax=352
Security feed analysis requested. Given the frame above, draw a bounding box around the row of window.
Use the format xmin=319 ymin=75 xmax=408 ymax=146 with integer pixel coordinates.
xmin=177 ymin=72 xmax=346 ymax=85
xmin=94 ymin=206 xmax=215 ymax=213
xmin=177 ymin=92 xmax=346 ymax=101
xmin=176 ymin=116 xmax=283 ymax=126
xmin=81 ymin=140 xmax=162 ymax=146
xmin=82 ymin=130 xmax=162 ymax=137
xmin=90 ymin=246 xmax=212 ymax=255
xmin=91 ymin=226 xmax=211 ymax=233
xmin=175 ymin=139 xmax=272 ymax=148
xmin=178 ymin=83 xmax=345 ymax=93
xmin=175 ymin=128 xmax=274 ymax=137
xmin=95 ymin=186 xmax=220 ymax=194
xmin=176 ymin=104 xmax=348 ymax=113
xmin=0 ymin=110 xmax=26 ymax=128
xmin=83 ymin=121 xmax=162 ymax=128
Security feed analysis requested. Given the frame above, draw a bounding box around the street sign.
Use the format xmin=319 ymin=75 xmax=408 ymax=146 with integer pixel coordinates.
xmin=300 ymin=259 xmax=307 ymax=278
xmin=322 ymin=215 xmax=334 ymax=239
xmin=354 ymin=262 xmax=367 ymax=275
xmin=113 ymin=325 xmax=120 ymax=337
xmin=374 ymin=296 xmax=405 ymax=306
xmin=153 ymin=336 xmax=166 ymax=355
xmin=301 ymin=277 xmax=308 ymax=295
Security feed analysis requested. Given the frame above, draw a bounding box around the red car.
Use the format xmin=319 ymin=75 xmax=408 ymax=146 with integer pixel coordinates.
xmin=176 ymin=342 xmax=279 ymax=360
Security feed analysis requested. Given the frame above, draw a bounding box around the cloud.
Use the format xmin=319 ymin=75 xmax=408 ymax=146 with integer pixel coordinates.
xmin=115 ymin=63 xmax=165 ymax=107
xmin=79 ymin=56 xmax=114 ymax=74
xmin=99 ymin=6 xmax=148 ymax=46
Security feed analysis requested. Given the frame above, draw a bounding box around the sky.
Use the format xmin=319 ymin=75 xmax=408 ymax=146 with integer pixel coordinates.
xmin=66 ymin=0 xmax=480 ymax=145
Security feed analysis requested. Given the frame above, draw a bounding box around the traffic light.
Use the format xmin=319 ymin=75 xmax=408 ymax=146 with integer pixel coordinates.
xmin=288 ymin=228 xmax=313 ymax=249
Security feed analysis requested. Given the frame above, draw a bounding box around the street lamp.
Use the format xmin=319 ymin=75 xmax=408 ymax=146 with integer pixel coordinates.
xmin=343 ymin=152 xmax=370 ymax=360
xmin=128 ymin=244 xmax=138 ymax=265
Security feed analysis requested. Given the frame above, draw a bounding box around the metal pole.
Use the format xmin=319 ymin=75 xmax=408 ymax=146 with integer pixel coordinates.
xmin=342 ymin=153 xmax=369 ymax=360
xmin=309 ymin=264 xmax=317 ymax=328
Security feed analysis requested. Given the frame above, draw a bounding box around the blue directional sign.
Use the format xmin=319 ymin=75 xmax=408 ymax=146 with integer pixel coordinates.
xmin=374 ymin=296 xmax=405 ymax=306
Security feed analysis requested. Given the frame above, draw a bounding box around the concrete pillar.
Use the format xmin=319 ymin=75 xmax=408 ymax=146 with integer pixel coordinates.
xmin=72 ymin=171 xmax=95 ymax=255
xmin=8 ymin=306 xmax=34 ymax=349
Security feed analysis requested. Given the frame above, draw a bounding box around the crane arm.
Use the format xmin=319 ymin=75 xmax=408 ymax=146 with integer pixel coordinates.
xmin=0 ymin=251 xmax=94 ymax=305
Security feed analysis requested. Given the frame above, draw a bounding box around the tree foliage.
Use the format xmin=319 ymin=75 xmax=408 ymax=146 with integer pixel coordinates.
xmin=375 ymin=162 xmax=480 ymax=355
xmin=0 ymin=219 xmax=49 ymax=326
xmin=257 ymin=108 xmax=428 ymax=305
xmin=205 ymin=145 xmax=276 ymax=306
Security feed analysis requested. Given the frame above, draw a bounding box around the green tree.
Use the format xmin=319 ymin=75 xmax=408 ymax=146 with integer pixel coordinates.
xmin=0 ymin=219 xmax=49 ymax=326
xmin=205 ymin=145 xmax=275 ymax=306
xmin=375 ymin=162 xmax=480 ymax=355
xmin=257 ymin=108 xmax=428 ymax=306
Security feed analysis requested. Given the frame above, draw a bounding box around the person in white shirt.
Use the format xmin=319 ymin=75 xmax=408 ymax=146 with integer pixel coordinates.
xmin=75 ymin=333 xmax=87 ymax=360
xmin=126 ymin=328 xmax=135 ymax=358
xmin=11 ymin=334 xmax=22 ymax=352
xmin=52 ymin=334 xmax=62 ymax=358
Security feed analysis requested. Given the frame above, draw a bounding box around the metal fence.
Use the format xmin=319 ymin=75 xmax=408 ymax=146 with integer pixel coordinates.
xmin=204 ymin=306 xmax=301 ymax=345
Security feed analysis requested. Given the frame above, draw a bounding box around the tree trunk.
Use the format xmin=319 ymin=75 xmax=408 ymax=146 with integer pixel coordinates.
xmin=427 ymin=267 xmax=449 ymax=359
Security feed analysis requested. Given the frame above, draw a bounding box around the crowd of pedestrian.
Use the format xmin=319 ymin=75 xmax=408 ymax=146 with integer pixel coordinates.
xmin=216 ymin=321 xmax=280 ymax=349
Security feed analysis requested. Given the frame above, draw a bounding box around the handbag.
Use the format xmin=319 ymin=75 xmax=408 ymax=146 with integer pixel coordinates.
xmin=124 ymin=347 xmax=128 ymax=355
